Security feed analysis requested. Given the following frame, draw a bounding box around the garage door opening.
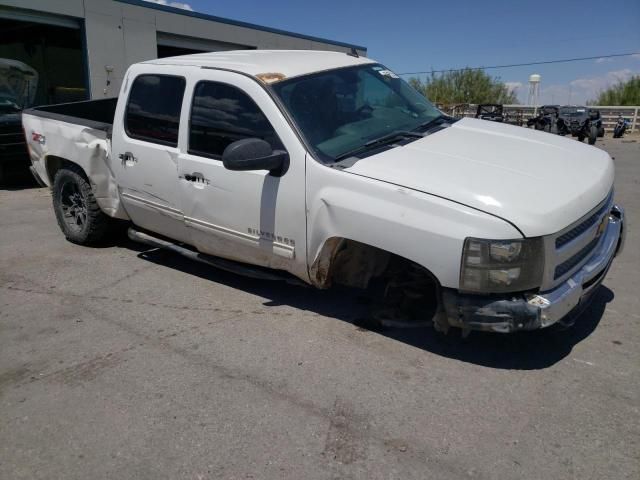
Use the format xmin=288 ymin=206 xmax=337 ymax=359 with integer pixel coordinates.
xmin=156 ymin=32 xmax=254 ymax=58
xmin=0 ymin=16 xmax=87 ymax=183
xmin=157 ymin=44 xmax=207 ymax=58
xmin=0 ymin=18 xmax=88 ymax=106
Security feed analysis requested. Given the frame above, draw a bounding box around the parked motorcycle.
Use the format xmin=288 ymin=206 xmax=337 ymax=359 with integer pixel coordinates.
xmin=613 ymin=116 xmax=629 ymax=138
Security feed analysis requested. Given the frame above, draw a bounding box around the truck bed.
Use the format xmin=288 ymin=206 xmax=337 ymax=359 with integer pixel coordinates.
xmin=22 ymin=96 xmax=128 ymax=219
xmin=23 ymin=98 xmax=118 ymax=132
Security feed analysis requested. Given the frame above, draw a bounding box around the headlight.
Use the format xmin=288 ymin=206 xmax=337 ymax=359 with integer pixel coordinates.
xmin=460 ymin=237 xmax=544 ymax=293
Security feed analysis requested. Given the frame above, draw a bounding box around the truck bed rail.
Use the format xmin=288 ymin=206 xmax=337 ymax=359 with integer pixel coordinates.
xmin=23 ymin=98 xmax=118 ymax=133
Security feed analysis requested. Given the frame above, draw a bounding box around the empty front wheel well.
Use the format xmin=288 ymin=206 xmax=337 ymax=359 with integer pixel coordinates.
xmin=312 ymin=236 xmax=440 ymax=292
xmin=309 ymin=238 xmax=443 ymax=327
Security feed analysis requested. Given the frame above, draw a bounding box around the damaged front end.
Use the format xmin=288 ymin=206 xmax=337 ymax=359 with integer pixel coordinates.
xmin=310 ymin=239 xmax=441 ymax=329
xmin=442 ymin=290 xmax=547 ymax=333
xmin=442 ymin=204 xmax=625 ymax=333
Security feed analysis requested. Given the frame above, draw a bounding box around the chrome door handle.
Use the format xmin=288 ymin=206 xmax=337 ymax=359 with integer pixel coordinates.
xmin=183 ymin=172 xmax=209 ymax=184
xmin=118 ymin=152 xmax=136 ymax=163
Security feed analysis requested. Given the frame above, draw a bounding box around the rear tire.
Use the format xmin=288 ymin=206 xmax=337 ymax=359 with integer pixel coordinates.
xmin=578 ymin=134 xmax=585 ymax=142
xmin=52 ymin=165 xmax=111 ymax=245
xmin=588 ymin=125 xmax=597 ymax=145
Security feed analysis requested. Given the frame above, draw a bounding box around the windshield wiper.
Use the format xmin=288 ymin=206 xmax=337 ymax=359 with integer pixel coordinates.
xmin=363 ymin=130 xmax=424 ymax=147
xmin=413 ymin=114 xmax=451 ymax=132
xmin=334 ymin=130 xmax=424 ymax=162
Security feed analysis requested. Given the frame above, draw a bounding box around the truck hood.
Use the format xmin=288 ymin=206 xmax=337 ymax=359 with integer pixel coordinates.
xmin=345 ymin=118 xmax=614 ymax=237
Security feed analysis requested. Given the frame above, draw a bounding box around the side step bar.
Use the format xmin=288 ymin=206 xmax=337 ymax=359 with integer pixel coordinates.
xmin=128 ymin=227 xmax=307 ymax=286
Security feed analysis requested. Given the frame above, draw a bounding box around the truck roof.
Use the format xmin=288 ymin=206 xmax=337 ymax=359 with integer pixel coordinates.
xmin=143 ymin=50 xmax=376 ymax=81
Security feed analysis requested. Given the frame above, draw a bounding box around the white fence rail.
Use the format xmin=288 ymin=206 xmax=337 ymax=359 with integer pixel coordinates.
xmin=446 ymin=105 xmax=639 ymax=134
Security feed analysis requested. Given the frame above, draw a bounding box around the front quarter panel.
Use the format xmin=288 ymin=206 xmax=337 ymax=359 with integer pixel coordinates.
xmin=306 ymin=158 xmax=523 ymax=289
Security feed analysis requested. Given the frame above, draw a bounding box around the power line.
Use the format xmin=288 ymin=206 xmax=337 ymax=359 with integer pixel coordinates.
xmin=397 ymin=52 xmax=640 ymax=76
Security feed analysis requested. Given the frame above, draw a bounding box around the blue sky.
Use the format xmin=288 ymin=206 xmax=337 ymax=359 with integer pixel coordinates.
xmin=148 ymin=0 xmax=640 ymax=104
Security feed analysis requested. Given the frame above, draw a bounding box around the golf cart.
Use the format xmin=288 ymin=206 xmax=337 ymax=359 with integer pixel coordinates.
xmin=557 ymin=106 xmax=601 ymax=145
xmin=475 ymin=104 xmax=504 ymax=122
xmin=589 ymin=108 xmax=605 ymax=137
xmin=526 ymin=105 xmax=559 ymax=132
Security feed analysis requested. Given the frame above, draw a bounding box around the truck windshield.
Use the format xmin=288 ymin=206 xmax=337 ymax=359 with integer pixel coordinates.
xmin=271 ymin=64 xmax=442 ymax=162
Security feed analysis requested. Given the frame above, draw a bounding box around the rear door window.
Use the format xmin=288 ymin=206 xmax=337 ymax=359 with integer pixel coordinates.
xmin=125 ymin=74 xmax=185 ymax=147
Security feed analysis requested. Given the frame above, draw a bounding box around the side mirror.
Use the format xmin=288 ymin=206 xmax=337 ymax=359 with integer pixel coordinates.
xmin=222 ymin=138 xmax=289 ymax=177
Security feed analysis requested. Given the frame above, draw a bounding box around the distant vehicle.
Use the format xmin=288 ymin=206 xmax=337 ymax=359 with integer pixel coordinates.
xmin=0 ymin=59 xmax=38 ymax=184
xmin=475 ymin=104 xmax=504 ymax=122
xmin=557 ymin=106 xmax=601 ymax=145
xmin=613 ymin=115 xmax=629 ymax=138
xmin=504 ymin=108 xmax=524 ymax=127
xmin=526 ymin=105 xmax=559 ymax=131
xmin=527 ymin=105 xmax=601 ymax=145
xmin=589 ymin=108 xmax=605 ymax=137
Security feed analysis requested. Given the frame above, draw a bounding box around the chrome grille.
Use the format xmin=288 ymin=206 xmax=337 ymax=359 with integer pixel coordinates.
xmin=541 ymin=190 xmax=614 ymax=291
xmin=554 ymin=236 xmax=600 ymax=279
xmin=555 ymin=198 xmax=611 ymax=248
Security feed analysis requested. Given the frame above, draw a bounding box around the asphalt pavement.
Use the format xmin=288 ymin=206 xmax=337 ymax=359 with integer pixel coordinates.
xmin=1 ymin=137 xmax=638 ymax=479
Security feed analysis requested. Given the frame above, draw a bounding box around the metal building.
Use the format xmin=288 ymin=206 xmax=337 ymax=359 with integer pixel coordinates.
xmin=0 ymin=0 xmax=366 ymax=105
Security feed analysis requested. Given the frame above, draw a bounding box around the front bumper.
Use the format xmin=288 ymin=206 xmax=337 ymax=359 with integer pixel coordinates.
xmin=443 ymin=204 xmax=625 ymax=333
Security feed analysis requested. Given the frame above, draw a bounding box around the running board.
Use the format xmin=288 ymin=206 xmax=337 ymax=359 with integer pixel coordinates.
xmin=128 ymin=227 xmax=307 ymax=286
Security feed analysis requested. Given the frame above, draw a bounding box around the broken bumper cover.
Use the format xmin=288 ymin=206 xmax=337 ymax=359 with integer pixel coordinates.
xmin=443 ymin=204 xmax=625 ymax=333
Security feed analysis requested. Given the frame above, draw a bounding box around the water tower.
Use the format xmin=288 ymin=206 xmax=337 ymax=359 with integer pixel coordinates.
xmin=528 ymin=74 xmax=541 ymax=115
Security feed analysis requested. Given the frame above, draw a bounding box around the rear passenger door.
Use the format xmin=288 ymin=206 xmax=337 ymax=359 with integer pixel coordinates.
xmin=111 ymin=67 xmax=190 ymax=243
xmin=176 ymin=70 xmax=309 ymax=281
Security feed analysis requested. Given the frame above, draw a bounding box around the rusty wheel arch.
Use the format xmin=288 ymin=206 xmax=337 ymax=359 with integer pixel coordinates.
xmin=309 ymin=237 xmax=446 ymax=329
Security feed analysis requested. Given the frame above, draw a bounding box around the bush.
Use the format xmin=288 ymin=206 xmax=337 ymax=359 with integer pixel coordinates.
xmin=591 ymin=76 xmax=640 ymax=106
xmin=409 ymin=69 xmax=518 ymax=105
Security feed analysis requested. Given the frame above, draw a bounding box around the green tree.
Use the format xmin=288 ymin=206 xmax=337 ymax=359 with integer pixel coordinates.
xmin=409 ymin=69 xmax=518 ymax=105
xmin=591 ymin=76 xmax=640 ymax=105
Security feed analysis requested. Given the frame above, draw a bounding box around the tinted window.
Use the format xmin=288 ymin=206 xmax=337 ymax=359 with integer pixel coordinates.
xmin=125 ymin=74 xmax=185 ymax=146
xmin=189 ymin=81 xmax=282 ymax=158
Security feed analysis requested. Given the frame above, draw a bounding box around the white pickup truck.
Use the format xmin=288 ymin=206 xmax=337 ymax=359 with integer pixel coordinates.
xmin=22 ymin=50 xmax=625 ymax=334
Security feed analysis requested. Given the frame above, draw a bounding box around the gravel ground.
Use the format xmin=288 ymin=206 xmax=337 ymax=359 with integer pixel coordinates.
xmin=1 ymin=137 xmax=638 ymax=480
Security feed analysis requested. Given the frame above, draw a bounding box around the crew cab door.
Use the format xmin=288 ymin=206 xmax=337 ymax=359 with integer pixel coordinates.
xmin=176 ymin=70 xmax=309 ymax=281
xmin=111 ymin=66 xmax=190 ymax=242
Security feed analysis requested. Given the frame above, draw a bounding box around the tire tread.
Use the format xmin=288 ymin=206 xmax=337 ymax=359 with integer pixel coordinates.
xmin=52 ymin=164 xmax=111 ymax=245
